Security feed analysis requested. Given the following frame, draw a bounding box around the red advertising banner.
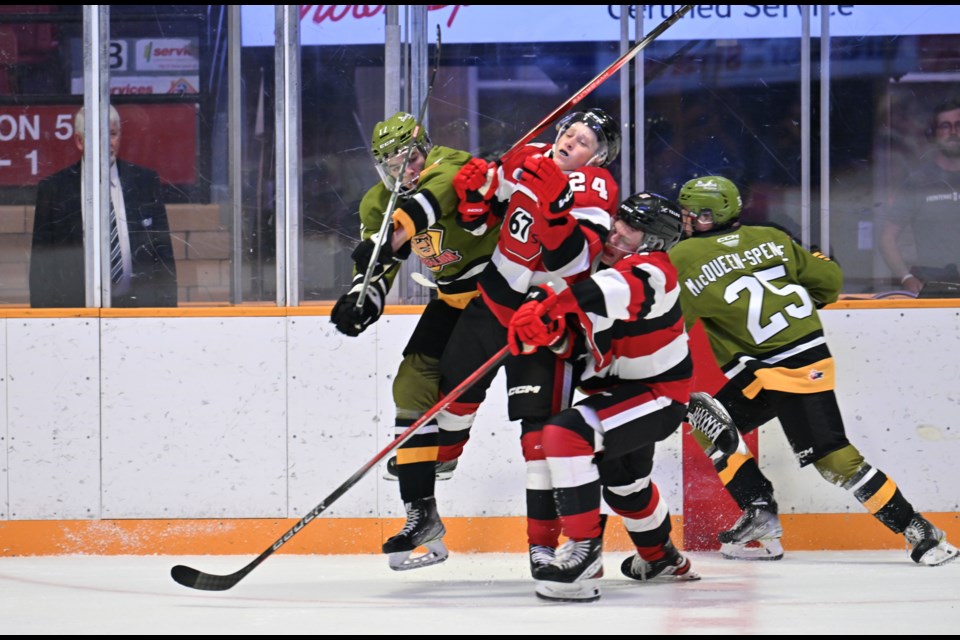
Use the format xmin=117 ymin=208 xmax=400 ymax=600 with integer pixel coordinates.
xmin=0 ymin=103 xmax=197 ymax=187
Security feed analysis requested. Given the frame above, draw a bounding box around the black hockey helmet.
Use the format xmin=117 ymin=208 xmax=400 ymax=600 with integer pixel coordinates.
xmin=554 ymin=108 xmax=621 ymax=168
xmin=616 ymin=192 xmax=684 ymax=252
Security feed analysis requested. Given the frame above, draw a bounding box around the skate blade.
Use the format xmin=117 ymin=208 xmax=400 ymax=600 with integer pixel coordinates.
xmin=383 ymin=471 xmax=454 ymax=481
xmin=387 ymin=540 xmax=450 ymax=571
xmin=382 ymin=473 xmax=453 ymax=481
xmin=646 ymin=565 xmax=701 ymax=582
xmin=720 ymin=539 xmax=784 ymax=561
xmin=916 ymin=541 xmax=960 ymax=567
xmin=535 ymin=578 xmax=601 ymax=603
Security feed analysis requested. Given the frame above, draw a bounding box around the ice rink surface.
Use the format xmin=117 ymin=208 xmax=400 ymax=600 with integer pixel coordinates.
xmin=1 ymin=550 xmax=957 ymax=635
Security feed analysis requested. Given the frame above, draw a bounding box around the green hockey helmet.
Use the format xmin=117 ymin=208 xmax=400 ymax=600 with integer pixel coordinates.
xmin=371 ymin=111 xmax=432 ymax=192
xmin=678 ymin=176 xmax=742 ymax=227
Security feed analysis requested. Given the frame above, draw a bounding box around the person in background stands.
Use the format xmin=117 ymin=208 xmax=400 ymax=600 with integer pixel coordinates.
xmin=880 ymin=96 xmax=960 ymax=295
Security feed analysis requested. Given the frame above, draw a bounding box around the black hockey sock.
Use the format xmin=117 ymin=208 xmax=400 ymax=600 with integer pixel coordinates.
xmin=844 ymin=466 xmax=915 ymax=533
xmin=394 ymin=415 xmax=441 ymax=503
xmin=398 ymin=462 xmax=437 ymax=504
xmin=720 ymin=455 xmax=777 ymax=513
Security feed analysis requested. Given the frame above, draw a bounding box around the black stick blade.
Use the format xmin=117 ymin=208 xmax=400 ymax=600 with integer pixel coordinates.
xmin=171 ymin=564 xmax=242 ymax=591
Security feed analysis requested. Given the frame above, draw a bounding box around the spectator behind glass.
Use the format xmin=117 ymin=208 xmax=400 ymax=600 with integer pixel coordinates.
xmin=880 ymin=96 xmax=960 ymax=294
xmin=29 ymin=105 xmax=177 ymax=308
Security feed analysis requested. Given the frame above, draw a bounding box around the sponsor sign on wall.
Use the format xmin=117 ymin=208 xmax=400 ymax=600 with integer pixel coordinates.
xmin=241 ymin=5 xmax=960 ymax=47
xmin=69 ymin=37 xmax=200 ymax=95
xmin=0 ymin=105 xmax=197 ymax=186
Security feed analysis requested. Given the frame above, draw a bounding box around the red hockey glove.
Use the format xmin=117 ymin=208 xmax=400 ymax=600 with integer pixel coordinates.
xmin=507 ymin=286 xmax=566 ymax=356
xmin=454 ymin=158 xmax=500 ymax=232
xmin=517 ymin=154 xmax=573 ymax=219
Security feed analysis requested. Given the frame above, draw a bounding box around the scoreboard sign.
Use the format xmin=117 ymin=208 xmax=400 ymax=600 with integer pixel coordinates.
xmin=0 ymin=104 xmax=197 ymax=187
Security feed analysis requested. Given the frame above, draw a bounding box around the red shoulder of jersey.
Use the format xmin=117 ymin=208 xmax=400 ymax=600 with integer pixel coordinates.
xmin=499 ymin=143 xmax=551 ymax=187
xmin=618 ymin=251 xmax=679 ymax=291
xmin=567 ymin=166 xmax=619 ymax=216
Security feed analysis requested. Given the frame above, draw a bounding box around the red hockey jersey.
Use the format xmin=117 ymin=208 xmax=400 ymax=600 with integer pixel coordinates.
xmin=478 ymin=145 xmax=619 ymax=327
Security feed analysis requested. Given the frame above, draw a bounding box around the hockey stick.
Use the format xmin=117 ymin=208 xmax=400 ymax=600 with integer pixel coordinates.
xmin=171 ymin=344 xmax=511 ymax=591
xmin=355 ymin=24 xmax=443 ymax=311
xmin=500 ymin=4 xmax=692 ymax=165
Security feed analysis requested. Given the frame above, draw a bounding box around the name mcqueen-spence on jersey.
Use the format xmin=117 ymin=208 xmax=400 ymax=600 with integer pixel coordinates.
xmin=683 ymin=236 xmax=788 ymax=297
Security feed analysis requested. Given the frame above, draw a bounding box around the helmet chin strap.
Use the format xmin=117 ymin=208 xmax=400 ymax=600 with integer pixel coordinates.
xmin=398 ymin=175 xmax=419 ymax=194
xmin=585 ymin=144 xmax=609 ymax=168
xmin=641 ymin=237 xmax=665 ymax=251
xmin=692 ymin=219 xmax=736 ymax=237
xmin=604 ymin=235 xmax=662 ymax=262
xmin=604 ymin=238 xmax=640 ymax=264
xmin=580 ymin=144 xmax=606 ymax=168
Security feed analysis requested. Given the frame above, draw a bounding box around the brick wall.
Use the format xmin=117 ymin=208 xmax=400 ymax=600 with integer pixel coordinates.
xmin=167 ymin=204 xmax=232 ymax=304
xmin=0 ymin=203 xmax=231 ymax=306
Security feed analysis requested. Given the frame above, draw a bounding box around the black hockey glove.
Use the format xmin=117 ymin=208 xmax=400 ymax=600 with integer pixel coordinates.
xmin=330 ymin=273 xmax=387 ymax=337
xmin=351 ymin=223 xmax=411 ymax=275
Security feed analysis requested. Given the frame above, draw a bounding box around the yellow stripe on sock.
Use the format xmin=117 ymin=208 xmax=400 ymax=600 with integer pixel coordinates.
xmin=718 ymin=451 xmax=752 ymax=485
xmin=862 ymin=478 xmax=898 ymax=514
xmin=397 ymin=446 xmax=440 ymax=464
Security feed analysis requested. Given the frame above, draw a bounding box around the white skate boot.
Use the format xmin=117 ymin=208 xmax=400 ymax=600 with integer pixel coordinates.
xmin=904 ymin=513 xmax=959 ymax=567
xmin=718 ymin=504 xmax=784 ymax=561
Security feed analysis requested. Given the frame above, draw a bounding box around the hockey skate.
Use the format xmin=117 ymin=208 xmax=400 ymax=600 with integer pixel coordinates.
xmin=534 ymin=538 xmax=603 ymax=603
xmin=529 ymin=544 xmax=556 ymax=580
xmin=383 ymin=456 xmax=458 ymax=481
xmin=686 ymin=391 xmax=739 ymax=455
xmin=382 ymin=497 xmax=449 ymax=571
xmin=718 ymin=504 xmax=784 ymax=561
xmin=904 ymin=514 xmax=960 ymax=567
xmin=620 ymin=540 xmax=700 ymax=582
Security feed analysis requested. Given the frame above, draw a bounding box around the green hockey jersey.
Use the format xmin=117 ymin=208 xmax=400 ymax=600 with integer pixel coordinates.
xmin=669 ymin=224 xmax=842 ymax=369
xmin=358 ymin=145 xmax=500 ymax=309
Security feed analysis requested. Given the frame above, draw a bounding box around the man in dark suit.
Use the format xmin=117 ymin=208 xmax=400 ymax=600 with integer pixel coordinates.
xmin=29 ymin=105 xmax=178 ymax=308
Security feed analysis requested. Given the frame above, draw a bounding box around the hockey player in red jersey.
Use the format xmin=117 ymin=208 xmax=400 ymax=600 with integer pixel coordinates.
xmin=508 ymin=192 xmax=707 ymax=602
xmin=381 ymin=109 xmax=621 ymax=574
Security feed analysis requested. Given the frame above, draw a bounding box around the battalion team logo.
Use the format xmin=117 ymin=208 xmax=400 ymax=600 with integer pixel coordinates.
xmin=412 ymin=228 xmax=461 ymax=270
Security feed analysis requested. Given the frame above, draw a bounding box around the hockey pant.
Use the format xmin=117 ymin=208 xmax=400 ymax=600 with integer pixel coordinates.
xmin=542 ymin=381 xmax=687 ymax=560
xmin=437 ymin=296 xmax=579 ymax=547
xmin=706 ymin=385 xmax=917 ymax=533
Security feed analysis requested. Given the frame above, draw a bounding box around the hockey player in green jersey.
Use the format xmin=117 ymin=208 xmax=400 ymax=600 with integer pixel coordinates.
xmin=670 ymin=175 xmax=958 ymax=567
xmin=330 ymin=112 xmax=501 ymax=570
